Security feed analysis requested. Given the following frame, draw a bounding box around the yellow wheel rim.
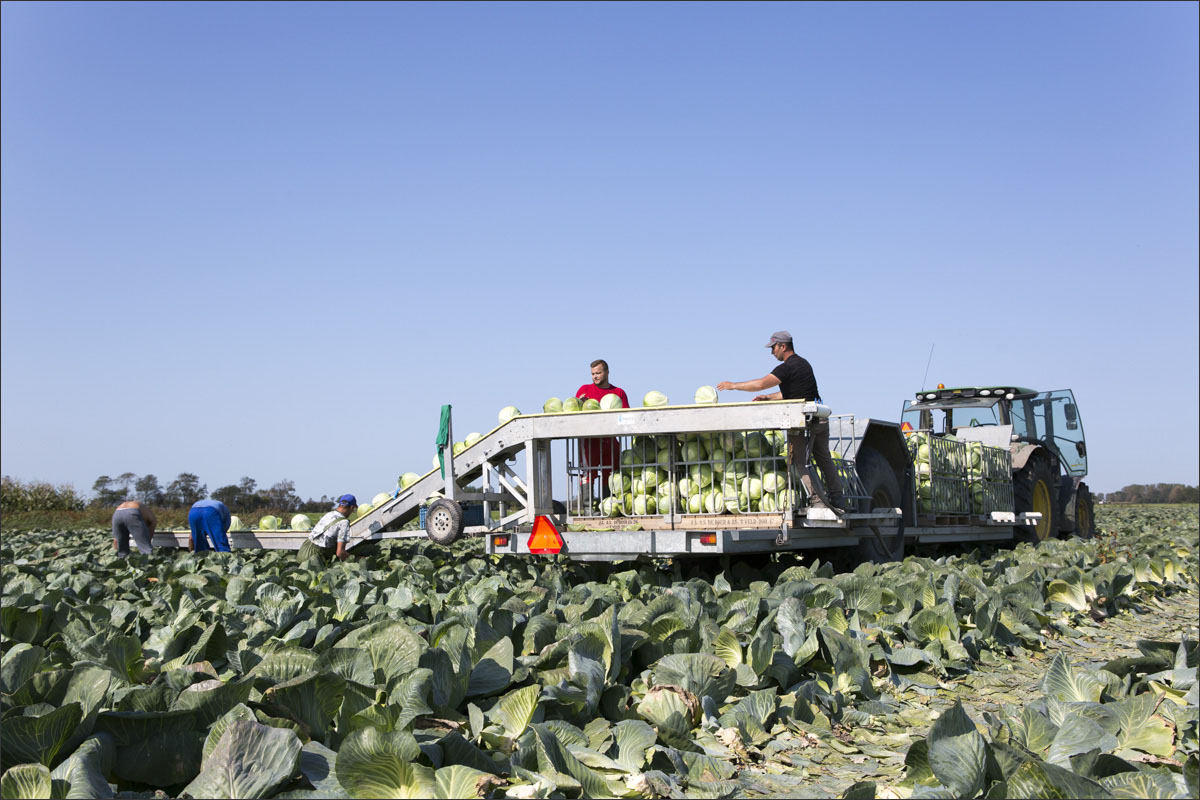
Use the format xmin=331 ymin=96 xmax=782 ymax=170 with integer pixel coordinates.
xmin=1033 ymin=480 xmax=1052 ymax=541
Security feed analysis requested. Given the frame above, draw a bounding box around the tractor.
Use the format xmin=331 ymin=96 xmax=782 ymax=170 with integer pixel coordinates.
xmin=900 ymin=386 xmax=1097 ymax=542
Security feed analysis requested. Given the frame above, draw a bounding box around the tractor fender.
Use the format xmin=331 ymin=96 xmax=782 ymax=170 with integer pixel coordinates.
xmin=1011 ymin=442 xmax=1043 ymax=471
xmin=1012 ymin=441 xmax=1061 ymax=476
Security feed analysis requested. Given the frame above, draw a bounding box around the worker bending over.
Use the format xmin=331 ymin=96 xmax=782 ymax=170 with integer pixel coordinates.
xmin=112 ymin=500 xmax=157 ymax=556
xmin=301 ymin=494 xmax=357 ymax=562
xmin=189 ymin=499 xmax=232 ymax=552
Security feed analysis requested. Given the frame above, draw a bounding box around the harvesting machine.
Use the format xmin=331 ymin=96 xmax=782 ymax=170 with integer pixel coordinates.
xmin=156 ymin=393 xmax=1075 ymax=562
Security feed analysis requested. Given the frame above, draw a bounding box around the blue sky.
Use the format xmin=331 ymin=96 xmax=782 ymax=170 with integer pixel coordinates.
xmin=2 ymin=1 xmax=1197 ymax=502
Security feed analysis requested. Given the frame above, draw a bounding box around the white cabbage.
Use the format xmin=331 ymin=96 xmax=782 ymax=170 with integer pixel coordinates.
xmin=543 ymin=397 xmax=563 ymax=413
xmin=740 ymin=477 xmax=764 ymax=501
xmin=694 ymin=385 xmax=718 ymax=404
xmin=600 ymin=393 xmax=623 ymax=410
xmin=290 ymin=514 xmax=312 ymax=531
xmin=498 ymin=406 xmax=521 ymax=425
xmin=743 ymin=432 xmax=770 ymax=458
xmin=761 ymin=471 xmax=787 ymax=493
xmin=703 ymin=490 xmax=726 ymax=514
xmin=600 ymin=497 xmax=622 ymax=517
xmin=642 ymin=390 xmax=669 ymax=407
xmin=642 ymin=468 xmax=667 ymax=490
xmin=632 ymin=495 xmax=657 ymax=515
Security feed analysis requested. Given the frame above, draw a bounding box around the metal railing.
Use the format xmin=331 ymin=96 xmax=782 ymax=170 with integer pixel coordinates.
xmin=565 ymin=429 xmax=801 ymax=519
xmin=563 ymin=416 xmax=874 ymax=521
xmin=908 ymin=431 xmax=1013 ymax=517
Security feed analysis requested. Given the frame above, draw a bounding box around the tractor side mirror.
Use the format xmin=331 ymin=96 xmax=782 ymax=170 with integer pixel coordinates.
xmin=1064 ymin=403 xmax=1078 ymax=430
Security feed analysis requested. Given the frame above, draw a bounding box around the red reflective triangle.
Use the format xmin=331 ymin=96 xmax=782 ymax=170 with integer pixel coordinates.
xmin=527 ymin=515 xmax=564 ymax=554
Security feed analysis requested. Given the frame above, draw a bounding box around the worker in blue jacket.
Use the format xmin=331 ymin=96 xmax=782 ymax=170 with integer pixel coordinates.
xmin=189 ymin=498 xmax=232 ymax=552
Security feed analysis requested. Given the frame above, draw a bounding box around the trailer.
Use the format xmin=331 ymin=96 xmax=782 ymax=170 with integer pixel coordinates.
xmin=154 ymin=399 xmax=1039 ymax=561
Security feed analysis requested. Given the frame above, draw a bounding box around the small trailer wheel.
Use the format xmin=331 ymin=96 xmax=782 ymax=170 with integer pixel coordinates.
xmin=425 ymin=499 xmax=465 ymax=546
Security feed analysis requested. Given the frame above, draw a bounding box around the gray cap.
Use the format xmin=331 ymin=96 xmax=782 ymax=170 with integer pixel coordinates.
xmin=765 ymin=331 xmax=792 ymax=348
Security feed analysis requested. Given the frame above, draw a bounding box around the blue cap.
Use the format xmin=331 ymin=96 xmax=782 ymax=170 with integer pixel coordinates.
xmin=336 ymin=494 xmax=358 ymax=507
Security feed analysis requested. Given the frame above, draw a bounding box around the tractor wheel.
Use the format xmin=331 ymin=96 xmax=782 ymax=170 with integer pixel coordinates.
xmin=1014 ymin=454 xmax=1059 ymax=543
xmin=855 ymin=448 xmax=905 ymax=563
xmin=1069 ymin=483 xmax=1097 ymax=539
xmin=424 ymin=499 xmax=464 ymax=546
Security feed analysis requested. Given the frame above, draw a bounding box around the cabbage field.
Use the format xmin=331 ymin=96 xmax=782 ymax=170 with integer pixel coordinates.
xmin=1 ymin=505 xmax=1196 ymax=799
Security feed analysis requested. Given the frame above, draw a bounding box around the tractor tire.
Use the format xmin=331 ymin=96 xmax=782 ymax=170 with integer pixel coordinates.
xmin=1066 ymin=483 xmax=1097 ymax=539
xmin=855 ymin=448 xmax=905 ymax=563
xmin=424 ymin=498 xmax=465 ymax=546
xmin=1014 ymin=453 xmax=1059 ymax=543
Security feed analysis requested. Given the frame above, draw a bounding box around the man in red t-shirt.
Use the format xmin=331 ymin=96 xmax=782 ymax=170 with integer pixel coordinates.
xmin=576 ymin=359 xmax=629 ymax=502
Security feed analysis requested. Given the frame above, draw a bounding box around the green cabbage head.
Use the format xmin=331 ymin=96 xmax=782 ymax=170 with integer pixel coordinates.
xmin=643 ymin=390 xmax=669 ymax=407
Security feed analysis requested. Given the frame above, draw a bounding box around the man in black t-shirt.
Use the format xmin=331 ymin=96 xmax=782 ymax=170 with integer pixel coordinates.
xmin=717 ymin=331 xmax=846 ymax=512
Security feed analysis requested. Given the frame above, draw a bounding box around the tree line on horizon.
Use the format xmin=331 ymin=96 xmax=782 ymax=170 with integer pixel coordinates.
xmin=2 ymin=474 xmax=1197 ymax=514
xmin=1 ymin=473 xmax=338 ymax=514
xmin=1099 ymin=483 xmax=1199 ymax=504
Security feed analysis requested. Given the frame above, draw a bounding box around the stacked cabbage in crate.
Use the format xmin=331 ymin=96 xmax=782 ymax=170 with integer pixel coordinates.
xmin=908 ymin=432 xmax=1013 ymax=517
xmin=571 ymin=430 xmax=854 ymax=519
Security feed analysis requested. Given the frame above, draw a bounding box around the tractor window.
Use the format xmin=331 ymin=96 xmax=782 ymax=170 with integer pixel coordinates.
xmin=950 ymin=404 xmax=1001 ymax=429
xmin=1046 ymin=390 xmax=1087 ymax=476
xmin=1009 ymin=398 xmax=1037 ymax=440
xmin=902 ymin=402 xmax=948 ymax=434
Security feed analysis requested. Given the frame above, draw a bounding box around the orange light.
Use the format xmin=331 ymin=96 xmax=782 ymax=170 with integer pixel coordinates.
xmin=901 ymin=421 xmax=914 ymax=434
xmin=699 ymin=533 xmax=717 ymax=545
xmin=493 ymin=535 xmax=510 ymax=547
xmin=527 ymin=516 xmax=564 ymax=554
xmin=937 ymin=383 xmax=945 ymax=390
